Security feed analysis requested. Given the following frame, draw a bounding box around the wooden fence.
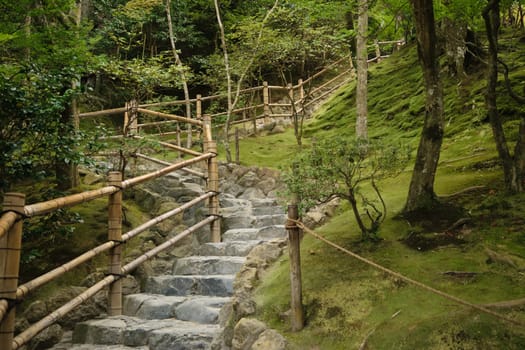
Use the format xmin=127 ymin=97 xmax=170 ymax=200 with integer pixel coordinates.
xmin=101 ymin=39 xmax=403 ymax=144
xmin=0 ymin=111 xmax=220 ymax=349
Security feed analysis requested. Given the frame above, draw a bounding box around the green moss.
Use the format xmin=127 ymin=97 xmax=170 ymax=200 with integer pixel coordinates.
xmin=249 ymin=31 xmax=525 ymax=349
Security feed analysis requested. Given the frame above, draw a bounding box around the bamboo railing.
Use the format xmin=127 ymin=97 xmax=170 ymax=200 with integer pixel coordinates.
xmin=0 ymin=42 xmax=406 ymax=349
xmin=0 ymin=108 xmax=221 ymax=350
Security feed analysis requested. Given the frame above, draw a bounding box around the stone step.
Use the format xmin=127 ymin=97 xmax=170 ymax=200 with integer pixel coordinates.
xmin=145 ymin=274 xmax=235 ymax=297
xmin=222 ymin=225 xmax=286 ymax=242
xmin=73 ymin=316 xmax=220 ymax=349
xmin=123 ymin=294 xmax=229 ymax=323
xmin=51 ymin=344 xmax=147 ymax=350
xmin=221 ymin=213 xmax=256 ymax=230
xmin=252 ymin=205 xmax=282 ymax=216
xmin=173 ymin=256 xmax=245 ymax=275
xmin=219 ymin=196 xmax=251 ymax=208
xmin=254 ymin=214 xmax=287 ymax=227
xmin=251 ymin=198 xmax=279 ymax=208
xmin=197 ymin=240 xmax=262 ymax=256
xmin=222 ymin=228 xmax=260 ymax=241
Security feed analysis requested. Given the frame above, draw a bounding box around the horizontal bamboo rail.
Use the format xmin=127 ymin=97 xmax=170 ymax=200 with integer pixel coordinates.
xmin=308 ymin=68 xmax=353 ymax=95
xmin=121 ymin=152 xmax=213 ymax=188
xmin=121 ymin=215 xmax=217 ymax=274
xmin=134 ymin=153 xmax=206 ymax=178
xmin=121 ymin=192 xmax=215 ymax=242
xmin=78 ymin=107 xmax=128 ymax=118
xmin=143 ymin=131 xmax=181 ymax=138
xmin=140 ymin=99 xmax=198 ymax=108
xmin=16 ymin=241 xmax=117 ymax=300
xmin=303 ymin=77 xmax=354 ymax=108
xmin=269 ymin=103 xmax=291 ymax=108
xmin=138 ymin=120 xmax=179 ymax=128
xmin=270 ymin=113 xmax=293 ymax=118
xmin=229 ymin=114 xmax=265 ymax=126
xmin=301 ymin=55 xmax=351 ymax=86
xmin=137 ymin=108 xmax=203 ymax=127
xmin=24 ymin=186 xmax=119 ymax=217
xmin=12 ymin=275 xmax=117 ymax=350
xmin=155 ymin=140 xmax=203 ymax=157
xmin=267 ymin=85 xmax=289 ymax=91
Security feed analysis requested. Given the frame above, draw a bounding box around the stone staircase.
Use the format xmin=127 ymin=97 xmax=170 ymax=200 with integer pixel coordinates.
xmin=49 ymin=187 xmax=287 ymax=350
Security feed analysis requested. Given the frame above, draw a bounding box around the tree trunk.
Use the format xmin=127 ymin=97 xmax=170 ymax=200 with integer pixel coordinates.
xmin=356 ymin=0 xmax=368 ymax=142
xmin=483 ymin=0 xmax=523 ymax=192
xmin=348 ymin=190 xmax=369 ymax=238
xmin=404 ymin=0 xmax=444 ymax=212
xmin=518 ymin=4 xmax=523 ymax=29
xmin=165 ymin=0 xmax=192 ymax=149
xmin=213 ymin=0 xmax=279 ymax=163
xmin=56 ymin=0 xmax=83 ymax=191
xmin=213 ymin=0 xmax=233 ymax=163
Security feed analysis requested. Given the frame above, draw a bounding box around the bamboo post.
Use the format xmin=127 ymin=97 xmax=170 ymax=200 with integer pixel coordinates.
xmin=129 ymin=100 xmax=138 ymax=136
xmin=0 ymin=193 xmax=25 ymax=349
xmin=123 ymin=101 xmax=130 ymax=135
xmin=286 ymin=203 xmax=304 ymax=331
xmin=196 ymin=94 xmax=202 ymax=120
xmin=235 ymin=128 xmax=240 ymax=165
xmin=287 ymin=83 xmax=294 ymax=120
xmin=298 ymin=79 xmax=305 ymax=101
xmin=206 ymin=141 xmax=221 ymax=243
xmin=263 ymin=81 xmax=270 ymax=123
xmin=107 ymin=172 xmax=123 ymax=316
xmin=196 ymin=94 xmax=202 ymax=140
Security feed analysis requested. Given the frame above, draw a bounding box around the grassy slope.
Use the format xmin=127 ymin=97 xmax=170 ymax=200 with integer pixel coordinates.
xmin=233 ymin=34 xmax=525 ymax=349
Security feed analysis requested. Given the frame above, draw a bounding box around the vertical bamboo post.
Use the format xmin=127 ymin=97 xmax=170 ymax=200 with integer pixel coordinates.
xmin=235 ymin=128 xmax=240 ymax=165
xmin=286 ymin=203 xmax=304 ymax=331
xmin=196 ymin=94 xmax=203 ymax=142
xmin=129 ymin=99 xmax=138 ymax=135
xmin=0 ymin=193 xmax=25 ymax=349
xmin=206 ymin=141 xmax=221 ymax=242
xmin=287 ymin=83 xmax=294 ymax=120
xmin=123 ymin=101 xmax=129 ymax=135
xmin=107 ymin=172 xmax=123 ymax=316
xmin=196 ymin=94 xmax=202 ymax=121
xmin=202 ymin=115 xmax=212 ymax=173
xmin=263 ymin=81 xmax=270 ymax=123
xmin=298 ymin=79 xmax=305 ymax=101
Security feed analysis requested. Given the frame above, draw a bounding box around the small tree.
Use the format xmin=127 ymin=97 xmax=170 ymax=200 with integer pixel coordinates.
xmin=282 ymin=137 xmax=409 ymax=240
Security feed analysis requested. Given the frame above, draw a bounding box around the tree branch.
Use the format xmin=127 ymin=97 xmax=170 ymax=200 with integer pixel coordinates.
xmin=498 ymin=58 xmax=525 ymax=104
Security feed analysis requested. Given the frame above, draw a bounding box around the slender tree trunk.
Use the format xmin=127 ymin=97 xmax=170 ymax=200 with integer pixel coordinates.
xmin=518 ymin=4 xmax=523 ymax=29
xmin=348 ymin=190 xmax=369 ymax=238
xmin=213 ymin=0 xmax=279 ymax=163
xmin=404 ymin=0 xmax=444 ymax=212
xmin=483 ymin=0 xmax=523 ymax=192
xmin=356 ymin=0 xmax=368 ymax=142
xmin=165 ymin=0 xmax=192 ymax=149
xmin=213 ymin=0 xmax=233 ymax=162
xmin=56 ymin=0 xmax=83 ymax=190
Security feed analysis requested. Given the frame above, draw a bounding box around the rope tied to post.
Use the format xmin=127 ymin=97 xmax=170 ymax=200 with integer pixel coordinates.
xmin=287 ymin=218 xmax=525 ymax=329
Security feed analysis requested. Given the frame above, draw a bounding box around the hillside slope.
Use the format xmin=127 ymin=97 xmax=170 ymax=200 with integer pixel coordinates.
xmin=236 ymin=33 xmax=525 ymax=349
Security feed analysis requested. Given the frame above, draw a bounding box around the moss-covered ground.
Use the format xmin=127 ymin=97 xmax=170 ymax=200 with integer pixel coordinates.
xmin=232 ymin=31 xmax=525 ymax=349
